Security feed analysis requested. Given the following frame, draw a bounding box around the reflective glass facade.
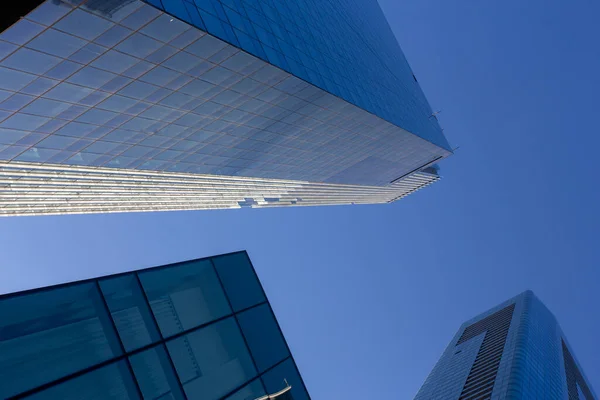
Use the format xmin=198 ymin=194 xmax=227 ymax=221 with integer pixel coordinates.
xmin=148 ymin=0 xmax=451 ymax=151
xmin=0 ymin=251 xmax=309 ymax=400
xmin=414 ymin=291 xmax=598 ymax=400
xmin=0 ymin=0 xmax=451 ymax=216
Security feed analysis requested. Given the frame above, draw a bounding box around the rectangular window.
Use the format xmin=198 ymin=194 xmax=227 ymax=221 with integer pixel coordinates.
xmin=212 ymin=252 xmax=266 ymax=312
xmin=99 ymin=274 xmax=162 ymax=351
xmin=129 ymin=344 xmax=185 ymax=400
xmin=138 ymin=260 xmax=232 ymax=338
xmin=166 ymin=317 xmax=256 ymax=399
xmin=237 ymin=304 xmax=289 ymax=372
xmin=24 ymin=361 xmax=139 ymax=400
xmin=0 ymin=283 xmax=122 ymax=398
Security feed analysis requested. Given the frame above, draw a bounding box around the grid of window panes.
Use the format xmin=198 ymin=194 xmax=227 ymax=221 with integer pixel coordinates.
xmin=503 ymin=293 xmax=598 ymax=400
xmin=0 ymin=251 xmax=310 ymax=400
xmin=499 ymin=292 xmax=566 ymax=399
xmin=0 ymin=0 xmax=448 ymax=188
xmin=153 ymin=0 xmax=450 ymax=151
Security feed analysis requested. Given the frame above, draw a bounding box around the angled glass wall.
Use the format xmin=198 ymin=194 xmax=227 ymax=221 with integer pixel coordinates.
xmin=0 ymin=251 xmax=309 ymax=400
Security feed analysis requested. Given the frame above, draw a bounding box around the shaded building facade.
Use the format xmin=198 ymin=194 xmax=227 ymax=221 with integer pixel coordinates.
xmin=414 ymin=291 xmax=597 ymax=400
xmin=0 ymin=251 xmax=309 ymax=400
xmin=0 ymin=0 xmax=450 ymax=216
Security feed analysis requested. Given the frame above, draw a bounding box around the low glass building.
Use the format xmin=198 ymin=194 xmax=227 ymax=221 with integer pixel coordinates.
xmin=0 ymin=251 xmax=309 ymax=400
xmin=414 ymin=291 xmax=597 ymax=400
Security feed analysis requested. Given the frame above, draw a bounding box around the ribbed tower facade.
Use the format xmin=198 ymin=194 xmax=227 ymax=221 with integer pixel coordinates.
xmin=415 ymin=291 xmax=597 ymax=400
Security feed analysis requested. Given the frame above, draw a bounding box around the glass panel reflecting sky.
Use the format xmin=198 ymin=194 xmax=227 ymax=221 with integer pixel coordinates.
xmin=166 ymin=317 xmax=257 ymax=399
xmin=237 ymin=304 xmax=290 ymax=372
xmin=100 ymin=274 xmax=162 ymax=351
xmin=138 ymin=259 xmax=232 ymax=338
xmin=213 ymin=252 xmax=266 ymax=312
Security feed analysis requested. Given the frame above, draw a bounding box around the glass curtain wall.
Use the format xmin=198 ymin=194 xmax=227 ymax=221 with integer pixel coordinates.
xmin=0 ymin=251 xmax=309 ymax=400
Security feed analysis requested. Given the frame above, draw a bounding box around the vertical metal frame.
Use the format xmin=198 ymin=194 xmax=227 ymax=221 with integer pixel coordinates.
xmin=94 ymin=281 xmax=145 ymax=399
xmin=132 ymin=273 xmax=187 ymax=399
xmin=243 ymin=251 xmax=312 ymax=399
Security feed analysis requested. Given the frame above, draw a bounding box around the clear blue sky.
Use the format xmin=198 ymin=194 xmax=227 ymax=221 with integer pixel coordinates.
xmin=1 ymin=0 xmax=599 ymax=397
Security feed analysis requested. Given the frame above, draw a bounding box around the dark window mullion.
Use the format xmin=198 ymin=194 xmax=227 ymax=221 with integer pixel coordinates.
xmin=95 ymin=281 xmax=144 ymax=400
xmin=134 ymin=273 xmax=188 ymax=400
xmin=242 ymin=253 xmax=310 ymax=399
xmin=218 ymin=356 xmax=291 ymax=400
xmin=209 ymin=258 xmax=262 ymax=375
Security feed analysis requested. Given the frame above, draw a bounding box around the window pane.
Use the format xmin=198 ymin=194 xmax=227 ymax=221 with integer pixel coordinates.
xmin=212 ymin=252 xmax=266 ymax=312
xmin=237 ymin=304 xmax=289 ymax=372
xmin=0 ymin=283 xmax=122 ymax=398
xmin=129 ymin=345 xmax=185 ymax=400
xmin=100 ymin=274 xmax=161 ymax=351
xmin=224 ymin=379 xmax=266 ymax=400
xmin=166 ymin=318 xmax=256 ymax=400
xmin=261 ymin=359 xmax=309 ymax=400
xmin=138 ymin=260 xmax=231 ymax=337
xmin=25 ymin=361 xmax=140 ymax=400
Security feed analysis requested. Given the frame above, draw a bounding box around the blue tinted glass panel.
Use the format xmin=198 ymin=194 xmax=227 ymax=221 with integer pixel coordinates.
xmin=116 ymin=33 xmax=163 ymax=58
xmin=25 ymin=1 xmax=70 ymax=26
xmin=138 ymin=260 xmax=232 ymax=337
xmin=27 ymin=28 xmax=87 ymax=58
xmin=24 ymin=361 xmax=140 ymax=400
xmin=99 ymin=274 xmax=161 ymax=351
xmin=16 ymin=147 xmax=61 ymax=162
xmin=0 ymin=93 xmax=34 ymax=111
xmin=120 ymin=4 xmax=161 ymax=30
xmin=237 ymin=304 xmax=289 ymax=372
xmin=212 ymin=252 xmax=266 ymax=312
xmin=21 ymin=77 xmax=60 ymax=96
xmin=1 ymin=113 xmax=50 ymax=130
xmin=0 ymin=19 xmax=44 ymax=45
xmin=129 ymin=345 xmax=185 ymax=400
xmin=261 ymin=359 xmax=309 ymax=400
xmin=54 ymin=8 xmax=114 ymax=41
xmin=166 ymin=317 xmax=256 ymax=400
xmin=0 ymin=48 xmax=62 ymax=75
xmin=0 ymin=283 xmax=122 ymax=398
xmin=224 ymin=379 xmax=266 ymax=400
xmin=0 ymin=128 xmax=29 ymax=145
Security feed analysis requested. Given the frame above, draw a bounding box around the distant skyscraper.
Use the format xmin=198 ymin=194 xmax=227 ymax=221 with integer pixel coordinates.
xmin=0 ymin=251 xmax=310 ymax=400
xmin=0 ymin=0 xmax=450 ymax=216
xmin=415 ymin=291 xmax=597 ymax=400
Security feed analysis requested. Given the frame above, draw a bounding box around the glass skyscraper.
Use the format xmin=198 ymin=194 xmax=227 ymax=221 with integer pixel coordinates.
xmin=415 ymin=290 xmax=597 ymax=400
xmin=0 ymin=0 xmax=451 ymax=216
xmin=0 ymin=251 xmax=310 ymax=400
